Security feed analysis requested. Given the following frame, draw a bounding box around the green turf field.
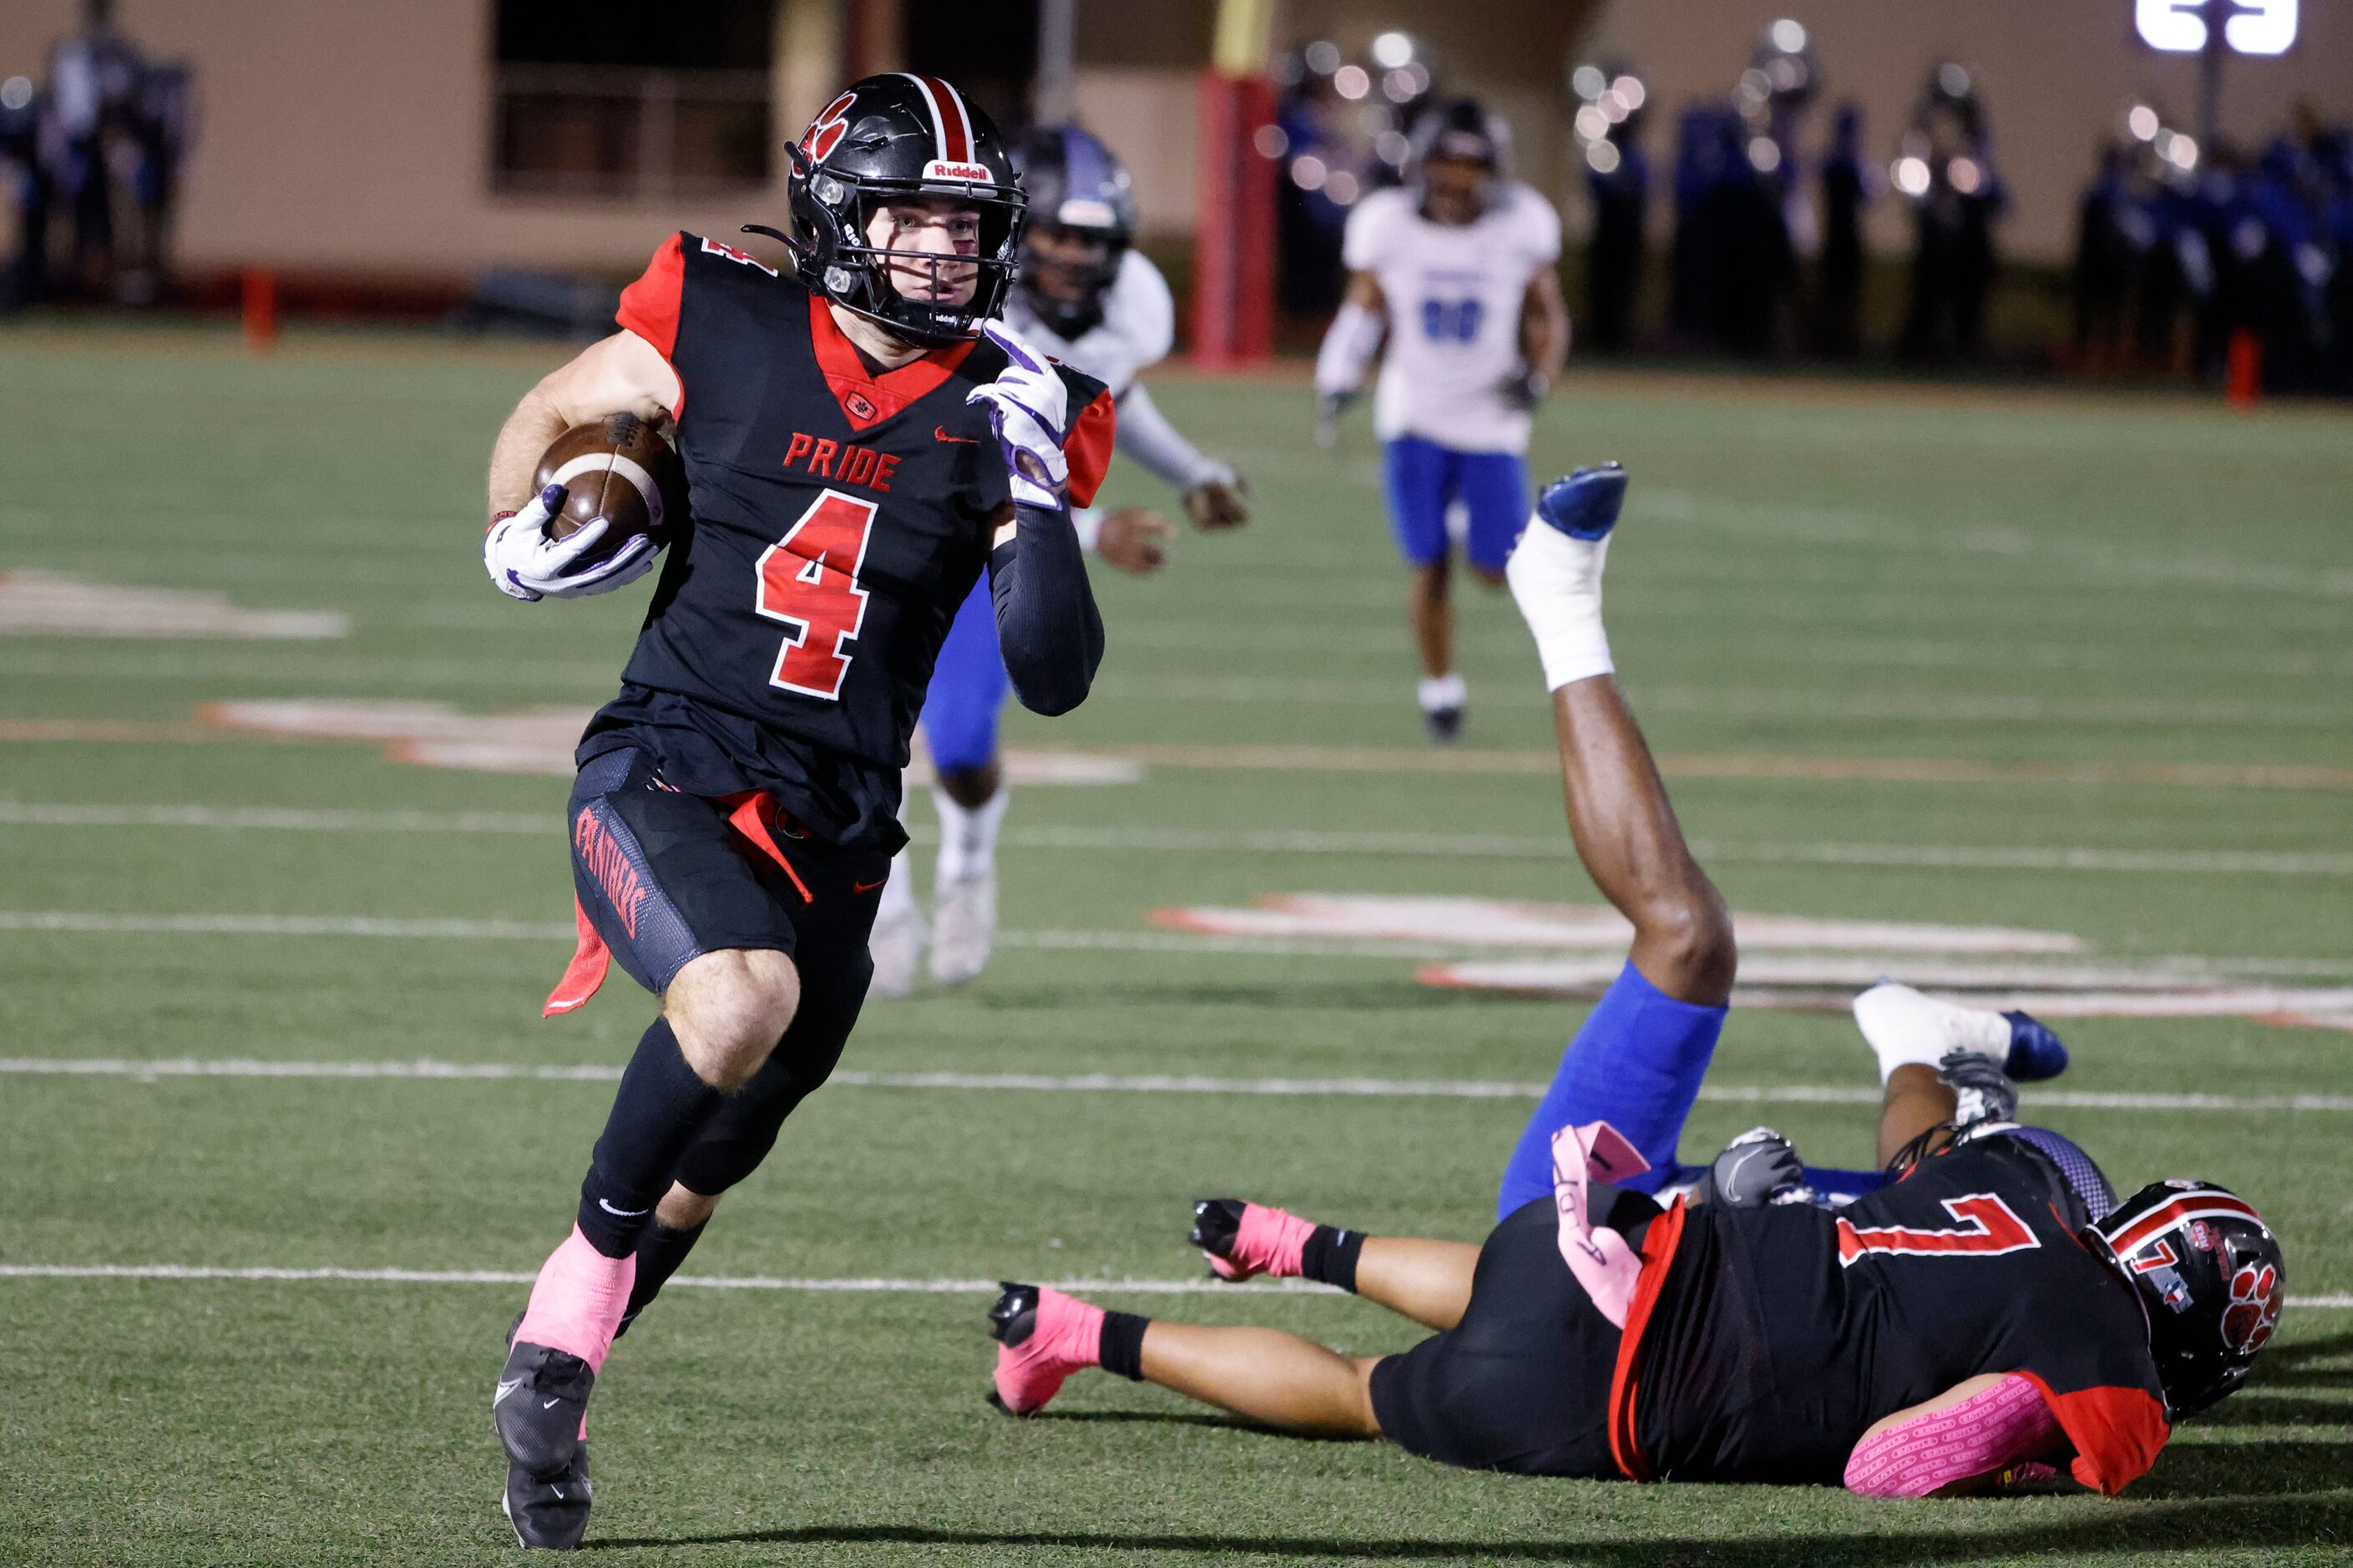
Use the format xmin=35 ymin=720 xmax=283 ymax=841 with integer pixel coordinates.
xmin=2 ymin=326 xmax=2350 ymax=1566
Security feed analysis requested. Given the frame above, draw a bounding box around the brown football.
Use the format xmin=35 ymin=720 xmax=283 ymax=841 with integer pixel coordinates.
xmin=530 ymin=413 xmax=685 ymax=566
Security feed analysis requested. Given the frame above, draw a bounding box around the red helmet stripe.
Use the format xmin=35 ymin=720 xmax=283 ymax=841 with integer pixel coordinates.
xmin=2107 ymin=1192 xmax=2261 ymax=1259
xmin=895 ymin=73 xmax=949 ymax=161
xmin=884 ymin=72 xmax=950 ymax=164
xmin=921 ymin=76 xmax=974 ymax=163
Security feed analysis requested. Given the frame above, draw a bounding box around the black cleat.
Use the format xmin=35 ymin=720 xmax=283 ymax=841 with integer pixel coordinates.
xmin=1187 ymin=1198 xmax=1246 ymax=1271
xmin=502 ymin=1449 xmax=592 ymax=1550
xmin=494 ymin=1341 xmax=595 ymax=1480
xmin=1424 ymin=706 xmax=1464 ymax=744
xmin=987 ymin=1281 xmax=1040 ymax=1348
xmin=984 ymin=1282 xmax=1038 ymax=1415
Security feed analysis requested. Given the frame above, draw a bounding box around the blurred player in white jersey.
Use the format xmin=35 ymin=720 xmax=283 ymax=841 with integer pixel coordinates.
xmin=870 ymin=124 xmax=1250 ymax=993
xmin=1314 ymin=100 xmax=1567 ymax=741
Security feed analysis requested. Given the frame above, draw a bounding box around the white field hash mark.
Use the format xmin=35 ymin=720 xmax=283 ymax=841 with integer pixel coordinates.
xmin=0 ymin=572 xmax=347 ymax=640
xmin=6 ymin=801 xmax=2351 ymax=878
xmin=3 ymin=908 xmax=2350 ymax=1027
xmin=4 ymin=1057 xmax=2351 ymax=1113
xmin=0 ymin=905 xmax=2347 ymax=975
xmin=0 ymin=1263 xmax=2343 ymax=1309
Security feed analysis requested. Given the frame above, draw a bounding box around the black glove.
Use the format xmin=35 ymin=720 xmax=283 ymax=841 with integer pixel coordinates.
xmin=1313 ymin=390 xmax=1357 ymax=450
xmin=1498 ymin=367 xmax=1550 ymax=412
xmin=1938 ymin=1049 xmax=2019 ymax=1128
xmin=1700 ymin=1126 xmax=1808 ymax=1207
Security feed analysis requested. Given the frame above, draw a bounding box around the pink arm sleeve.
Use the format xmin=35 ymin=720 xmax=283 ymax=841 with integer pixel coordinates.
xmin=1844 ymin=1374 xmax=2061 ymax=1498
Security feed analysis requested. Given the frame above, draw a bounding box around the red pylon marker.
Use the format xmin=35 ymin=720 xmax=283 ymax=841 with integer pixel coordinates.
xmin=2225 ymin=328 xmax=2262 ymax=409
xmin=242 ymin=267 xmax=278 ymax=354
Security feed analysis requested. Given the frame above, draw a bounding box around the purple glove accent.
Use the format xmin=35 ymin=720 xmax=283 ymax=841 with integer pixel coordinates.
xmin=503 ymin=568 xmax=542 ymax=600
xmin=572 ymin=534 xmax=654 ymax=586
xmin=1010 ymin=446 xmax=1055 ymax=488
xmin=995 ymin=391 xmax=1064 ymax=443
xmin=539 ymin=481 xmax=568 ymax=514
xmin=982 ymin=321 xmax=1044 ymax=373
xmin=979 ymin=407 xmax=1065 ymax=495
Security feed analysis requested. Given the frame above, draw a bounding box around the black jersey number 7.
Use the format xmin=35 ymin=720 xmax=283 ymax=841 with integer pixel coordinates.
xmin=754 ymin=489 xmax=878 ymax=701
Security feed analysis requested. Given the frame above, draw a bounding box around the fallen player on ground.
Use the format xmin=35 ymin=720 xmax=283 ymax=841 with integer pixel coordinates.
xmin=980 ymin=466 xmax=2287 ymax=1495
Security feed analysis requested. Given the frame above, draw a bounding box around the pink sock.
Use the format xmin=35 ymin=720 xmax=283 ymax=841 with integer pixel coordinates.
xmin=994 ymin=1287 xmax=1105 ymax=1415
xmin=513 ymin=1225 xmax=637 ymax=1375
xmin=1215 ymin=1202 xmax=1315 ymax=1280
xmin=1031 ymin=1288 xmax=1105 ymax=1366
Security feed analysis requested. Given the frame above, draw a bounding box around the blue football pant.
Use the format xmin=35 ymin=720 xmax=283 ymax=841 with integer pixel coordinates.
xmin=923 ymin=574 xmax=1008 ymax=774
xmin=1495 ymin=961 xmax=1894 ymax=1216
xmin=1496 ymin=962 xmax=1726 ymax=1217
xmin=1381 ymin=436 xmax=1529 ymax=574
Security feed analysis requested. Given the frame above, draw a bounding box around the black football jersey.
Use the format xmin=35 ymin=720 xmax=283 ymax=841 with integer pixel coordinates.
xmin=1618 ymin=1136 xmax=2170 ymax=1493
xmin=578 ymin=232 xmax=1114 ymax=848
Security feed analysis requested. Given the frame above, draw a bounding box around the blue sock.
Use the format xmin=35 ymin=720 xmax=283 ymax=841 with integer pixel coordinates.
xmin=1497 ymin=961 xmax=1728 ymax=1218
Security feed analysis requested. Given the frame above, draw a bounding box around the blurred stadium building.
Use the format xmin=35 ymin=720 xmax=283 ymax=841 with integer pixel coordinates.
xmin=0 ymin=0 xmax=2347 ymax=371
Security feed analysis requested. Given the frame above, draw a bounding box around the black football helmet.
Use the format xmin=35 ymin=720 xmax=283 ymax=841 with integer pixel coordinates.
xmin=763 ymin=73 xmax=1026 ymax=346
xmin=1406 ymin=99 xmax=1513 ymax=213
xmin=2086 ymin=1179 xmax=2285 ymax=1419
xmin=1010 ymin=124 xmax=1139 ymax=339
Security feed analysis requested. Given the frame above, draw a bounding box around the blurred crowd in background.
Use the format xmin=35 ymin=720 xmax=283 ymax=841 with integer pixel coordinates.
xmin=6 ymin=0 xmax=2352 ymax=398
xmin=0 ymin=0 xmax=192 ymax=309
xmin=2075 ymin=106 xmax=2353 ymax=393
xmin=1273 ymin=19 xmax=2353 ymax=395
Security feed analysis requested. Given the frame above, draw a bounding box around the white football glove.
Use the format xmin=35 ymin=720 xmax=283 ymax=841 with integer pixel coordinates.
xmin=966 ymin=321 xmax=1070 ymax=512
xmin=483 ymin=482 xmax=659 ymax=602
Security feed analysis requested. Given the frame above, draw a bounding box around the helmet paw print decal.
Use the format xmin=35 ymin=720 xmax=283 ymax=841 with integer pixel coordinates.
xmin=2222 ymin=1262 xmax=2283 ymax=1353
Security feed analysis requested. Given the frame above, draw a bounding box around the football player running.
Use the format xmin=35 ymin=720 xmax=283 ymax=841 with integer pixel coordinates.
xmin=477 ymin=74 xmax=1116 ymax=1549
xmin=870 ymin=124 xmax=1251 ymax=993
xmin=1313 ymin=99 xmax=1569 ymax=742
xmin=984 ymin=465 xmax=2286 ymax=1496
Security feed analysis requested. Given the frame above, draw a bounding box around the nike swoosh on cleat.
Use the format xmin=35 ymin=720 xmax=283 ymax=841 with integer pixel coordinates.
xmin=853 ymin=878 xmax=888 ymax=893
xmin=934 ymin=425 xmax=979 ymax=444
xmin=596 ymin=1199 xmax=651 ymax=1217
xmin=493 ymin=1378 xmax=524 ymax=1407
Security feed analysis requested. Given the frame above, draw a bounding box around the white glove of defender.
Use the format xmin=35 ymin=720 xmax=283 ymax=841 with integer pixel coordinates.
xmin=483 ymin=482 xmax=659 ymax=602
xmin=966 ymin=321 xmax=1070 ymax=512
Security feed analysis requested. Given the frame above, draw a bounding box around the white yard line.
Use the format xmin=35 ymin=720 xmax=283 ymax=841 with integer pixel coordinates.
xmin=0 ymin=1262 xmax=2339 ymax=1307
xmin=0 ymin=1263 xmax=1332 ymax=1295
xmin=0 ymin=911 xmax=579 ymax=939
xmin=0 ymin=911 xmax=1461 ymax=957
xmin=5 ymin=1056 xmax=2350 ymax=1112
xmin=0 ymin=801 xmax=552 ymax=833
xmin=1084 ymin=675 xmax=2353 ymax=730
xmin=7 ymin=802 xmax=2352 ymax=878
xmin=2 ymin=909 xmax=2348 ymax=997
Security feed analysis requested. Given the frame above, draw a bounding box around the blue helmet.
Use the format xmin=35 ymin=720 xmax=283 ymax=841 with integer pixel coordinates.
xmin=1010 ymin=124 xmax=1138 ymax=337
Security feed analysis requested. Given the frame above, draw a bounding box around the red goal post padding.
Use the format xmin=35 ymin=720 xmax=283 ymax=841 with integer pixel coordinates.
xmin=1191 ymin=71 xmax=1278 ymax=368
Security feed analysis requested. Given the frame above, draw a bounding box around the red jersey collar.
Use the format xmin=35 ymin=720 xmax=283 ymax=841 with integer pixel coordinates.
xmin=807 ymin=295 xmax=976 ymax=432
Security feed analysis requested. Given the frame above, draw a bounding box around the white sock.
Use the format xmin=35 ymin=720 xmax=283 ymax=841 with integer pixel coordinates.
xmin=1851 ymin=982 xmax=2011 ymax=1085
xmin=1416 ymin=672 xmax=1466 ymax=713
xmin=933 ymin=785 xmax=1010 ymax=883
xmin=875 ymin=846 xmax=918 ymax=922
xmin=1505 ymin=514 xmax=1613 ymax=691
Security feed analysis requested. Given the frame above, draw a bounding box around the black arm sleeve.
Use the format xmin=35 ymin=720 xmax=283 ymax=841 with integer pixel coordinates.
xmin=990 ymin=501 xmax=1104 ymax=716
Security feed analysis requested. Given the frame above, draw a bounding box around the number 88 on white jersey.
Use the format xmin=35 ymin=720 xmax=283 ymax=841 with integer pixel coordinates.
xmin=1343 ymin=181 xmax=1561 ymax=455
